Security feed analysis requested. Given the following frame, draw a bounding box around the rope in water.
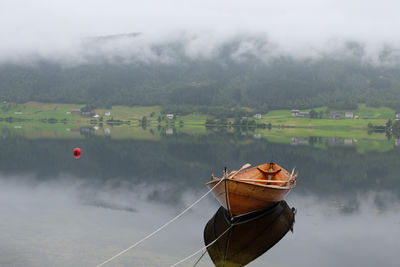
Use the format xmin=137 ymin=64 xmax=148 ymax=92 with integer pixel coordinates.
xmin=96 ymin=177 xmax=226 ymax=267
xmin=192 ymin=250 xmax=207 ymax=267
xmin=169 ymin=224 xmax=234 ymax=267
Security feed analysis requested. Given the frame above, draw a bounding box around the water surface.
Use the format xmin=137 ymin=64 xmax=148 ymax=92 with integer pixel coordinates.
xmin=0 ymin=126 xmax=399 ymax=266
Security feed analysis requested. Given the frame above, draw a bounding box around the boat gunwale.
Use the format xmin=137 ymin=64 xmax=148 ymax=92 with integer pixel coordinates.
xmin=206 ymin=177 xmax=295 ymax=190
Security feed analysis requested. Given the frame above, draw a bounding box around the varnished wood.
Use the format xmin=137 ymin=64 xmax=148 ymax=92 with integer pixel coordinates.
xmin=206 ymin=162 xmax=297 ymax=216
xmin=239 ymin=179 xmax=288 ymax=183
xmin=256 ymin=167 xmax=281 ymax=176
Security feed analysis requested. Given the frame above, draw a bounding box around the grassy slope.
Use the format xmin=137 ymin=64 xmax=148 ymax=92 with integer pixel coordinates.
xmin=0 ymin=102 xmax=84 ymax=120
xmin=0 ymin=102 xmax=397 ymax=149
xmin=259 ymin=104 xmax=394 ymax=128
xmin=178 ymin=113 xmax=208 ymax=125
xmin=1 ymin=102 xmax=395 ymax=127
xmin=94 ymin=105 xmax=162 ymax=121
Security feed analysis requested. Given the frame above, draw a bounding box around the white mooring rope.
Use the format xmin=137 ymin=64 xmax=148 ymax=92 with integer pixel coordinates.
xmin=96 ymin=178 xmax=225 ymax=267
xmin=169 ymin=224 xmax=233 ymax=267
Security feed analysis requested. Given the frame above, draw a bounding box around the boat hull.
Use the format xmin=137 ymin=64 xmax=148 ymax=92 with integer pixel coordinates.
xmin=206 ymin=178 xmax=291 ymax=216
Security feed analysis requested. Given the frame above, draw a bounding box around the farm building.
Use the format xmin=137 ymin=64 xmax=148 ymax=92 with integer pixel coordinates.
xmin=291 ymin=110 xmax=300 ymax=116
xmin=297 ymin=112 xmax=309 ymax=117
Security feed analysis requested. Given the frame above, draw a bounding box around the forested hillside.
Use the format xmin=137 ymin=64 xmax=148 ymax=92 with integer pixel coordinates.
xmin=1 ymin=38 xmax=400 ymax=111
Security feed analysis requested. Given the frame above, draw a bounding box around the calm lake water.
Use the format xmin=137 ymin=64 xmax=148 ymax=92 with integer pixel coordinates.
xmin=0 ymin=125 xmax=399 ymax=266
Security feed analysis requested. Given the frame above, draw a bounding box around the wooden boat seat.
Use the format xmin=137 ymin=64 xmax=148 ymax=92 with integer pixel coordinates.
xmin=257 ymin=167 xmax=281 ymax=176
xmin=239 ymin=179 xmax=287 ymax=184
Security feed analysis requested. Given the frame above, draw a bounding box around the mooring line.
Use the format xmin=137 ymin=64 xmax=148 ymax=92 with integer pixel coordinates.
xmin=169 ymin=224 xmax=234 ymax=267
xmin=96 ymin=178 xmax=225 ymax=267
xmin=192 ymin=250 xmax=207 ymax=267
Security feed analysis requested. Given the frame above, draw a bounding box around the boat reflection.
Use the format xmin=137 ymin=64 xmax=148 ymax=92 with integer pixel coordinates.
xmin=203 ymin=201 xmax=296 ymax=267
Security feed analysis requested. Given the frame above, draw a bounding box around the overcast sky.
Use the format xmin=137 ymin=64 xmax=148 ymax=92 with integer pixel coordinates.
xmin=1 ymin=0 xmax=400 ymax=64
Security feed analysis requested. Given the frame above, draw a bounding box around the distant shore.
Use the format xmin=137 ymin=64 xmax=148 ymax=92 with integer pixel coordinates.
xmin=1 ymin=102 xmax=395 ymax=128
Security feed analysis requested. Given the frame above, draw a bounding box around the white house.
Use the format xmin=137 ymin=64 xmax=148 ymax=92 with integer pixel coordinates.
xmin=253 ymin=114 xmax=262 ymax=119
xmin=93 ymin=114 xmax=99 ymax=118
xmin=345 ymin=112 xmax=354 ymax=119
xmin=166 ymin=114 xmax=174 ymax=119
xmin=297 ymin=112 xmax=309 ymax=117
xmin=291 ymin=110 xmax=300 ymax=116
xmin=166 ymin=128 xmax=173 ymax=135
xmin=104 ymin=111 xmax=111 ymax=116
xmin=396 ymin=113 xmax=400 ymax=120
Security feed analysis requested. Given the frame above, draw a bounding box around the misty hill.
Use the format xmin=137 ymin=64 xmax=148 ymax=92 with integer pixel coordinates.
xmin=1 ymin=36 xmax=400 ymax=111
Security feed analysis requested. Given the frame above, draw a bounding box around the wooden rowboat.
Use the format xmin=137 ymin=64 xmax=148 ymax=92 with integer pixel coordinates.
xmin=206 ymin=162 xmax=297 ymax=217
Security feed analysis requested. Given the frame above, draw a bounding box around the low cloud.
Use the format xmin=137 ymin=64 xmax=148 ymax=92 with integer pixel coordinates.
xmin=1 ymin=1 xmax=400 ymax=66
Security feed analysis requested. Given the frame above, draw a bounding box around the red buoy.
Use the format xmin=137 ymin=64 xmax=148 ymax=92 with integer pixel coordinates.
xmin=73 ymin=147 xmax=81 ymax=159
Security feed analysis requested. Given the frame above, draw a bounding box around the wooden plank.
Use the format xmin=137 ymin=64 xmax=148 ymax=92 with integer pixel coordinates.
xmin=257 ymin=167 xmax=282 ymax=175
xmin=238 ymin=179 xmax=288 ymax=184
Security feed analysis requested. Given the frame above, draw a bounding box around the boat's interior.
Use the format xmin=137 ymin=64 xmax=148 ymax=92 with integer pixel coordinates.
xmin=228 ymin=163 xmax=297 ymax=187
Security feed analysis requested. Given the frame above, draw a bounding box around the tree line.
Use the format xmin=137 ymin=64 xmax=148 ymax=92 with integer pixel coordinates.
xmin=1 ymin=56 xmax=400 ymax=113
xmin=0 ymin=132 xmax=399 ymax=204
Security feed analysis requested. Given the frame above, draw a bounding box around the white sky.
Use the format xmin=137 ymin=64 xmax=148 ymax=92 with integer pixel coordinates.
xmin=1 ymin=0 xmax=400 ymax=63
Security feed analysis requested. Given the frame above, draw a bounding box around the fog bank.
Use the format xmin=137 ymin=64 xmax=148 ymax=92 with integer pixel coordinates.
xmin=2 ymin=1 xmax=400 ymax=65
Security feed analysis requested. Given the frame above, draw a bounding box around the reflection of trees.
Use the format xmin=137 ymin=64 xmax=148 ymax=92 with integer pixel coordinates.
xmin=393 ymin=120 xmax=400 ymax=138
xmin=0 ymin=133 xmax=399 ymax=201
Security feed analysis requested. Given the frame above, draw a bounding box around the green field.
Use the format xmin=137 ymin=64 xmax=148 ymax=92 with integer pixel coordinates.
xmin=178 ymin=113 xmax=208 ymax=125
xmin=94 ymin=105 xmax=162 ymax=121
xmin=0 ymin=102 xmax=396 ymax=131
xmin=259 ymin=104 xmax=394 ymax=128
xmin=0 ymin=101 xmax=397 ymax=152
xmin=0 ymin=102 xmax=84 ymax=121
